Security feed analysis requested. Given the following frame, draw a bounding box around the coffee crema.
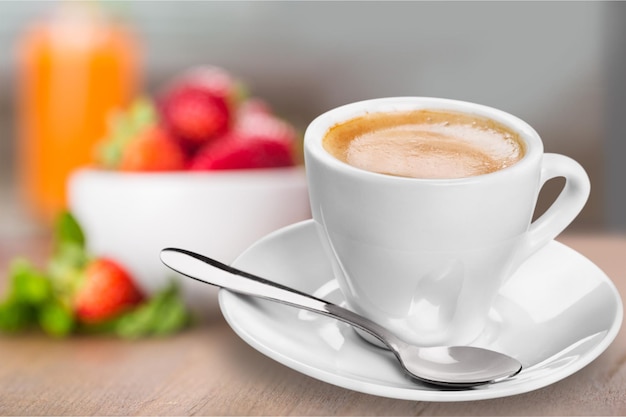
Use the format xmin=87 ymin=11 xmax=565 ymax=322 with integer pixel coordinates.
xmin=322 ymin=109 xmax=525 ymax=179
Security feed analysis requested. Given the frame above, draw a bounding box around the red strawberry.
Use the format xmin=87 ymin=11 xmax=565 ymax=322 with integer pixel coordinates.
xmin=120 ymin=126 xmax=187 ymax=171
xmin=159 ymin=66 xmax=241 ymax=147
xmin=234 ymin=112 xmax=298 ymax=144
xmin=237 ymin=98 xmax=272 ymax=118
xmin=159 ymin=87 xmax=230 ymax=146
xmin=189 ymin=132 xmax=295 ymax=170
xmin=171 ymin=66 xmax=241 ymax=103
xmin=74 ymin=258 xmax=145 ymax=324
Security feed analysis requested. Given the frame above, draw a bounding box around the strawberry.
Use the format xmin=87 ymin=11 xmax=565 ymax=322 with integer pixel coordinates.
xmin=119 ymin=125 xmax=187 ymax=171
xmin=189 ymin=132 xmax=295 ymax=170
xmin=159 ymin=87 xmax=230 ymax=147
xmin=74 ymin=258 xmax=144 ymax=324
xmin=234 ymin=112 xmax=298 ymax=144
xmin=236 ymin=98 xmax=272 ymax=118
xmin=170 ymin=66 xmax=242 ymax=103
xmin=159 ymin=66 xmax=241 ymax=147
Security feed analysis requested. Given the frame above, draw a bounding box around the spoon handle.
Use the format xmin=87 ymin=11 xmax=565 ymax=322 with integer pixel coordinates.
xmin=160 ymin=247 xmax=402 ymax=350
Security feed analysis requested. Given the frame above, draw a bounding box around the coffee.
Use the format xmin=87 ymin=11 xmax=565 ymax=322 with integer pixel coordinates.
xmin=322 ymin=109 xmax=524 ymax=179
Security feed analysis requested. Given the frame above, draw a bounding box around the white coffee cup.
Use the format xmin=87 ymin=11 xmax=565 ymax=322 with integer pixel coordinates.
xmin=304 ymin=97 xmax=590 ymax=347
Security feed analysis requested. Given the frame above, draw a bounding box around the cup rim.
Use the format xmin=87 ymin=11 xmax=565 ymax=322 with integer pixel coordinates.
xmin=304 ymin=97 xmax=543 ymax=184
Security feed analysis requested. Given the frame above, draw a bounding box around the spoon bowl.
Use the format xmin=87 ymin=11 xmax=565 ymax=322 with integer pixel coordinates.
xmin=160 ymin=247 xmax=522 ymax=388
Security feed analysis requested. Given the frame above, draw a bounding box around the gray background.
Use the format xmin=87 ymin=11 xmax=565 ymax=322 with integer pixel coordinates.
xmin=0 ymin=1 xmax=623 ymax=235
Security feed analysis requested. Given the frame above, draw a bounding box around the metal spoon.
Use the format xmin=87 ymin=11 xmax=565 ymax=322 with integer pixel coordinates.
xmin=160 ymin=247 xmax=522 ymax=388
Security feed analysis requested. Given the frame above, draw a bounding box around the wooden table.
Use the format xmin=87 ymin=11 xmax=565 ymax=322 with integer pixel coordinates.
xmin=0 ymin=233 xmax=624 ymax=415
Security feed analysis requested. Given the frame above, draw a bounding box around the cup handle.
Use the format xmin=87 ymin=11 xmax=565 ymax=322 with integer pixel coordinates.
xmin=520 ymin=153 xmax=590 ymax=260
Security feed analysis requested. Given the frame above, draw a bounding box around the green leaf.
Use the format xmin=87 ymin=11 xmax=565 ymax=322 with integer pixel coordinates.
xmin=114 ymin=303 xmax=155 ymax=339
xmin=38 ymin=300 xmax=75 ymax=337
xmin=47 ymin=256 xmax=85 ymax=305
xmin=10 ymin=259 xmax=51 ymax=305
xmin=151 ymin=296 xmax=189 ymax=336
xmin=114 ymin=282 xmax=191 ymax=339
xmin=129 ymin=97 xmax=157 ymax=127
xmin=54 ymin=212 xmax=85 ymax=250
xmin=0 ymin=300 xmax=35 ymax=333
xmin=50 ymin=241 xmax=89 ymax=271
xmin=96 ymin=97 xmax=157 ymax=169
xmin=48 ymin=212 xmax=89 ymax=302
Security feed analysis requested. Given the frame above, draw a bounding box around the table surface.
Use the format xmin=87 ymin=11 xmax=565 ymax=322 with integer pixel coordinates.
xmin=0 ymin=232 xmax=624 ymax=416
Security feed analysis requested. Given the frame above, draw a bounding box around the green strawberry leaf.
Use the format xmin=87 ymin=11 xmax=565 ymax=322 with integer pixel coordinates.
xmin=51 ymin=211 xmax=89 ymax=275
xmin=97 ymin=97 xmax=158 ymax=169
xmin=151 ymin=295 xmax=189 ymax=336
xmin=48 ymin=212 xmax=90 ymax=305
xmin=38 ymin=300 xmax=75 ymax=337
xmin=10 ymin=259 xmax=51 ymax=305
xmin=115 ymin=282 xmax=191 ymax=339
xmin=129 ymin=97 xmax=157 ymax=127
xmin=0 ymin=259 xmax=46 ymax=334
xmin=54 ymin=211 xmax=85 ymax=250
xmin=114 ymin=303 xmax=154 ymax=339
xmin=0 ymin=300 xmax=35 ymax=333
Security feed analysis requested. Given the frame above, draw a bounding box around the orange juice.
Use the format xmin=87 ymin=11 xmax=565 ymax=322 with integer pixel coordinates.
xmin=17 ymin=4 xmax=140 ymax=223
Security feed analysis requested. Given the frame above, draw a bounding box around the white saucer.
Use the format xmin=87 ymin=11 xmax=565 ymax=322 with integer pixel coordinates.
xmin=219 ymin=220 xmax=623 ymax=402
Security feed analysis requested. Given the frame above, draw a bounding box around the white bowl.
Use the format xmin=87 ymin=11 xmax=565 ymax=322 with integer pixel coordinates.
xmin=67 ymin=167 xmax=311 ymax=317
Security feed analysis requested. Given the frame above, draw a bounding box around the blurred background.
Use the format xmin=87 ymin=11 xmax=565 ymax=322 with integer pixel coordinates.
xmin=0 ymin=1 xmax=624 ymax=239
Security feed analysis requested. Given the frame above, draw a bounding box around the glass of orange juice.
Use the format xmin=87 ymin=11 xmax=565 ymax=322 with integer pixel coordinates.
xmin=17 ymin=2 xmax=141 ymax=224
